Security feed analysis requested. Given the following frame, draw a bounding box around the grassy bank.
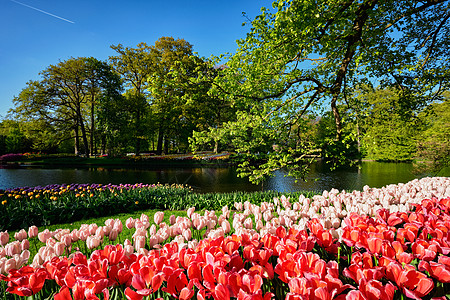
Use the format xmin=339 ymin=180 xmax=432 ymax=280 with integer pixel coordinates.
xmin=1 ymin=152 xmax=235 ymax=168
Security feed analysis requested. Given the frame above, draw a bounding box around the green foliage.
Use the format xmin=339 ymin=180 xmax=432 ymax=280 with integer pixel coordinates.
xmin=8 ymin=57 xmax=123 ymax=157
xmin=414 ymin=95 xmax=450 ymax=174
xmin=356 ymin=86 xmax=421 ymax=161
xmin=190 ymin=0 xmax=449 ymax=183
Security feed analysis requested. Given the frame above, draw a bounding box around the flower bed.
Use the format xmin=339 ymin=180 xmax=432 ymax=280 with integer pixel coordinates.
xmin=1 ymin=177 xmax=450 ymax=299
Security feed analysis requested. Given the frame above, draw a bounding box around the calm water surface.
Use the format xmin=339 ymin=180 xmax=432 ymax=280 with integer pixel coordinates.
xmin=0 ymin=162 xmax=447 ymax=193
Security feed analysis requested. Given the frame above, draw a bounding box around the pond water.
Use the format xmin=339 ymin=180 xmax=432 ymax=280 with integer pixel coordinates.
xmin=0 ymin=161 xmax=447 ymax=193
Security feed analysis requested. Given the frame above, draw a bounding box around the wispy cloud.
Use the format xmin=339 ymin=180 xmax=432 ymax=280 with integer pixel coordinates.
xmin=10 ymin=0 xmax=75 ymax=24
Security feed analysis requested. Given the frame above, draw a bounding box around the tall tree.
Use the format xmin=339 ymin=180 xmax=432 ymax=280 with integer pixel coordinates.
xmin=191 ymin=0 xmax=450 ymax=183
xmin=109 ymin=43 xmax=153 ymax=154
xmin=147 ymin=37 xmax=196 ymax=154
xmin=9 ymin=57 xmax=122 ymax=157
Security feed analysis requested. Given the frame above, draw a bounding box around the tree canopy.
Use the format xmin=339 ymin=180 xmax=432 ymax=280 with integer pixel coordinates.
xmin=191 ymin=0 xmax=450 ymax=183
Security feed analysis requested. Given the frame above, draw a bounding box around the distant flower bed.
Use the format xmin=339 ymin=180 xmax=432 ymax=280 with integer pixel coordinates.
xmin=126 ymin=151 xmax=232 ymax=162
xmin=0 ymin=183 xmax=192 ymax=232
xmin=1 ymin=177 xmax=450 ymax=299
xmin=0 ymin=153 xmax=24 ymax=162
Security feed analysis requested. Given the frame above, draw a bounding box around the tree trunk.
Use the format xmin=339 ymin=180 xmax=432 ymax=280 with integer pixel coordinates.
xmin=135 ymin=110 xmax=141 ymax=155
xmin=74 ymin=125 xmax=80 ymax=155
xmin=329 ymin=0 xmax=378 ymax=141
xmin=164 ymin=136 xmax=169 ymax=154
xmin=214 ymin=140 xmax=219 ymax=154
xmin=90 ymin=100 xmax=95 ymax=156
xmin=156 ymin=126 xmax=164 ymax=155
xmin=77 ymin=107 xmax=90 ymax=157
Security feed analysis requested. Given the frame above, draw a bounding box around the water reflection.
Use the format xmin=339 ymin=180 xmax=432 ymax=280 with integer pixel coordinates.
xmin=0 ymin=161 xmax=446 ymax=193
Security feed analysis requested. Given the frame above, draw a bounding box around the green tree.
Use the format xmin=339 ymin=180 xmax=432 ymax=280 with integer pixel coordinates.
xmin=109 ymin=43 xmax=153 ymax=154
xmin=414 ymin=94 xmax=450 ymax=174
xmin=9 ymin=57 xmax=122 ymax=157
xmin=357 ymin=86 xmax=421 ymax=161
xmin=147 ymin=37 xmax=209 ymax=154
xmin=191 ymin=0 xmax=449 ymax=183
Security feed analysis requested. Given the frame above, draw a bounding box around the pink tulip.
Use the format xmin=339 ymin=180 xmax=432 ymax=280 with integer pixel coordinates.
xmin=28 ymin=226 xmax=38 ymax=238
xmin=77 ymin=229 xmax=89 ymax=242
xmin=54 ymin=242 xmax=66 ymax=256
xmin=187 ymin=207 xmax=195 ymax=219
xmin=243 ymin=218 xmax=253 ymax=229
xmin=207 ymin=219 xmax=217 ymax=230
xmin=69 ymin=229 xmax=79 ymax=242
xmin=0 ymin=257 xmax=6 ymax=274
xmin=113 ymin=219 xmax=123 ymax=233
xmin=88 ymin=224 xmax=98 ymax=235
xmin=149 ymin=224 xmax=157 ymax=236
xmin=46 ymin=237 xmax=56 ymax=247
xmin=169 ymin=215 xmax=176 ymax=225
xmin=105 ymin=218 xmax=115 ymax=228
xmin=95 ymin=227 xmax=105 ymax=239
xmin=154 ymin=212 xmax=164 ymax=225
xmin=140 ymin=213 xmax=150 ymax=223
xmin=134 ymin=219 xmax=144 ymax=229
xmin=5 ymin=241 xmax=21 ymax=256
xmin=126 ymin=217 xmax=135 ymax=229
xmin=4 ymin=257 xmax=17 ymax=273
xmin=14 ymin=229 xmax=27 ymax=241
xmin=86 ymin=235 xmax=101 ymax=249
xmin=102 ymin=225 xmax=111 ymax=236
xmin=182 ymin=228 xmax=192 ymax=241
xmin=20 ymin=239 xmax=30 ymax=251
xmin=109 ymin=229 xmax=118 ymax=242
xmin=221 ymin=220 xmax=231 ymax=234
xmin=0 ymin=231 xmax=9 ymax=246
xmin=124 ymin=244 xmax=134 ymax=256
xmin=148 ymin=236 xmax=158 ymax=248
xmin=38 ymin=229 xmax=50 ymax=243
xmin=193 ymin=217 xmax=207 ymax=230
xmin=61 ymin=234 xmax=72 ymax=247
xmin=32 ymin=253 xmax=44 ymax=267
xmin=134 ymin=236 xmax=146 ymax=251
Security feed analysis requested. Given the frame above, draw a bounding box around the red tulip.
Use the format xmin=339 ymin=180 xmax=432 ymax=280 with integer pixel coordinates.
xmin=55 ymin=286 xmax=73 ymax=300
xmin=214 ymin=283 xmax=231 ymax=300
xmin=429 ymin=261 xmax=450 ymax=283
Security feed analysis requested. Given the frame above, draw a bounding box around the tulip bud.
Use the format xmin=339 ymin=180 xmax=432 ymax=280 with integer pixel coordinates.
xmin=54 ymin=242 xmax=65 ymax=256
xmin=0 ymin=231 xmax=9 ymax=246
xmin=126 ymin=217 xmax=135 ymax=229
xmin=182 ymin=228 xmax=192 ymax=241
xmin=109 ymin=229 xmax=118 ymax=242
xmin=105 ymin=218 xmax=115 ymax=228
xmin=113 ymin=220 xmax=123 ymax=233
xmin=28 ymin=226 xmax=38 ymax=238
xmin=187 ymin=207 xmax=195 ymax=219
xmin=134 ymin=236 xmax=146 ymax=251
xmin=21 ymin=239 xmax=30 ymax=251
xmin=4 ymin=258 xmax=16 ymax=273
xmin=61 ymin=234 xmax=72 ymax=247
xmin=154 ymin=212 xmax=164 ymax=225
xmin=140 ymin=214 xmax=150 ymax=223
xmin=14 ymin=229 xmax=27 ymax=241
xmin=221 ymin=220 xmax=231 ymax=234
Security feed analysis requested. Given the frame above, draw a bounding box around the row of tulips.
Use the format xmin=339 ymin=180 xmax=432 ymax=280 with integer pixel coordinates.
xmin=0 ymin=176 xmax=449 ymax=299
xmin=0 ymin=183 xmax=192 ymax=231
xmin=1 ymin=196 xmax=450 ymax=299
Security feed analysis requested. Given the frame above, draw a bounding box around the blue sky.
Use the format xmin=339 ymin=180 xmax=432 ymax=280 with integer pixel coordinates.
xmin=0 ymin=0 xmax=273 ymax=118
